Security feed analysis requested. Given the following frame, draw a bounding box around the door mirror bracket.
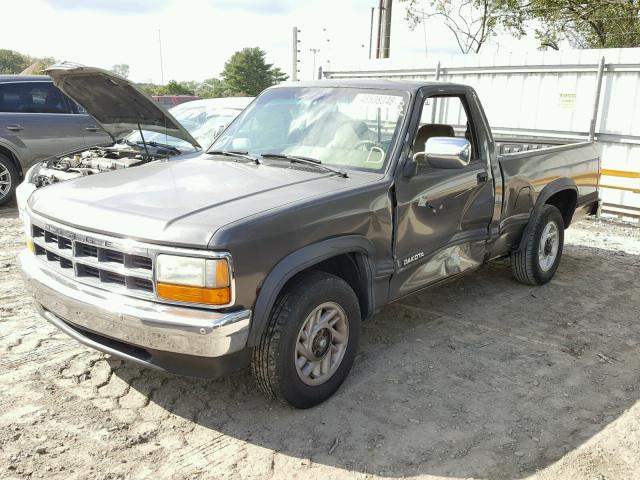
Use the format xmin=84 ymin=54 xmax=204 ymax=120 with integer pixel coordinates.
xmin=403 ymin=157 xmax=418 ymax=178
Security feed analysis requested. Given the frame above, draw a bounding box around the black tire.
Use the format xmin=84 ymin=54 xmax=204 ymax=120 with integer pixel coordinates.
xmin=251 ymin=271 xmax=361 ymax=408
xmin=511 ymin=204 xmax=565 ymax=285
xmin=0 ymin=154 xmax=18 ymax=207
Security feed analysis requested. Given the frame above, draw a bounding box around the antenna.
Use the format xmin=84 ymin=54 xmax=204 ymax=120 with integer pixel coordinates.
xmin=158 ymin=29 xmax=165 ymax=85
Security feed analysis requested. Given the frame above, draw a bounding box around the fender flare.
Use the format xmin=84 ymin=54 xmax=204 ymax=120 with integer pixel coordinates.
xmin=247 ymin=235 xmax=377 ymax=347
xmin=516 ymin=178 xmax=577 ymax=252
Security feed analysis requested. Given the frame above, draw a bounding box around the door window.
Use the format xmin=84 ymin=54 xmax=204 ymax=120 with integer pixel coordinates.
xmin=411 ymin=94 xmax=478 ymax=171
xmin=0 ymin=82 xmax=73 ymax=114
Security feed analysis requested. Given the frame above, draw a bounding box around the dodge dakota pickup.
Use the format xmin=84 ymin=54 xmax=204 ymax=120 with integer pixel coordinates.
xmin=19 ymin=69 xmax=601 ymax=408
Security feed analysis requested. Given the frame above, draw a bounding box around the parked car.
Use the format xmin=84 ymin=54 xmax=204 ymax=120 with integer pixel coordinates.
xmin=19 ymin=78 xmax=601 ymax=408
xmin=152 ymin=95 xmax=200 ymax=108
xmin=0 ymin=74 xmax=111 ymax=205
xmin=128 ymin=97 xmax=254 ymax=150
xmin=15 ymin=65 xmax=252 ymax=214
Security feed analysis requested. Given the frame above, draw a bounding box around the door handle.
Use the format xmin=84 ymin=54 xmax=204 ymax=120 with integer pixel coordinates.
xmin=477 ymin=171 xmax=489 ymax=184
xmin=7 ymin=124 xmax=23 ymax=131
xmin=85 ymin=125 xmax=99 ymax=132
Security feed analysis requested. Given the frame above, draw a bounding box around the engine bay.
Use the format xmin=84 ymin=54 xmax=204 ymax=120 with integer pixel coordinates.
xmin=32 ymin=141 xmax=181 ymax=187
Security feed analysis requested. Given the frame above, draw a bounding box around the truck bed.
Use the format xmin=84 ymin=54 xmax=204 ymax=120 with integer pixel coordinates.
xmin=495 ymin=138 xmax=601 ymax=242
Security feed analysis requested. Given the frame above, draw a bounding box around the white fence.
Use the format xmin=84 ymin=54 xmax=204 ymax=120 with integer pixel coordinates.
xmin=324 ymin=48 xmax=640 ymax=217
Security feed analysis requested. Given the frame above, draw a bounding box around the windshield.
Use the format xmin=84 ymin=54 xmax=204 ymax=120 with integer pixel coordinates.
xmin=127 ymin=102 xmax=245 ymax=151
xmin=209 ymin=87 xmax=410 ymax=172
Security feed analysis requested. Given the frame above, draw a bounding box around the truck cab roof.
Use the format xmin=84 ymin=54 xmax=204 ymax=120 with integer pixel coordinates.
xmin=271 ymin=78 xmax=468 ymax=93
xmin=0 ymin=75 xmax=53 ymax=83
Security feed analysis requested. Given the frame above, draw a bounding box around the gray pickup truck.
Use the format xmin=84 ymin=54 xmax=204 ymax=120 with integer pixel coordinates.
xmin=19 ymin=75 xmax=601 ymax=408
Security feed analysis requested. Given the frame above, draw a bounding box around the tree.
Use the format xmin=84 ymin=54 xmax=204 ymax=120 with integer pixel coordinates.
xmin=139 ymin=81 xmax=195 ymax=96
xmin=0 ymin=49 xmax=55 ymax=74
xmin=221 ymin=47 xmax=288 ymax=96
xmin=158 ymin=80 xmax=195 ymax=96
xmin=111 ymin=64 xmax=130 ymax=78
xmin=400 ymin=0 xmax=525 ymax=53
xmin=526 ymin=0 xmax=640 ymax=49
xmin=0 ymin=49 xmax=30 ymax=73
xmin=194 ymin=78 xmax=235 ymax=98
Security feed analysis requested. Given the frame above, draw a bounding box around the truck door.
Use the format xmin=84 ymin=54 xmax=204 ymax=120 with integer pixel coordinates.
xmin=391 ymin=89 xmax=494 ymax=299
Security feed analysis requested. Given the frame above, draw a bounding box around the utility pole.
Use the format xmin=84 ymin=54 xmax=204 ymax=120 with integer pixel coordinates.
xmin=369 ymin=7 xmax=374 ymax=59
xmin=375 ymin=0 xmax=383 ymax=58
xmin=375 ymin=0 xmax=393 ymax=58
xmin=292 ymin=27 xmax=300 ymax=81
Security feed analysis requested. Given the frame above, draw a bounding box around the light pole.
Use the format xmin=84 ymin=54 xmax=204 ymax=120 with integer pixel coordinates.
xmin=309 ymin=48 xmax=320 ymax=80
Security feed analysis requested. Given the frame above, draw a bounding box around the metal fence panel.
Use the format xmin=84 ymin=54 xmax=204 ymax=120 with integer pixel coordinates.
xmin=325 ymin=48 xmax=640 ymax=214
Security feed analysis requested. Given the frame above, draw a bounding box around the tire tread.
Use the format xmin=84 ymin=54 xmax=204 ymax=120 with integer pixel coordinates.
xmin=250 ymin=270 xmax=360 ymax=408
xmin=511 ymin=204 xmax=564 ymax=285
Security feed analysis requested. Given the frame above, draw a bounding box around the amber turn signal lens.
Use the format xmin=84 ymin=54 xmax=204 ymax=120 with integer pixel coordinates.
xmin=26 ymin=237 xmax=35 ymax=253
xmin=157 ymin=282 xmax=231 ymax=305
xmin=215 ymin=260 xmax=230 ymax=287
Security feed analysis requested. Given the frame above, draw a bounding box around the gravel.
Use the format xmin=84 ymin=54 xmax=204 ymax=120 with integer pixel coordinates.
xmin=2 ymin=200 xmax=640 ymax=480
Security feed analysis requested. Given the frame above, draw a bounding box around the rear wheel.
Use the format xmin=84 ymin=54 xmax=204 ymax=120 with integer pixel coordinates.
xmin=0 ymin=154 xmax=18 ymax=207
xmin=511 ymin=204 xmax=565 ymax=285
xmin=251 ymin=271 xmax=361 ymax=408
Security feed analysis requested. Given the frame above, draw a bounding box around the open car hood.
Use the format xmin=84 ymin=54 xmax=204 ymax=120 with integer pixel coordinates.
xmin=46 ymin=63 xmax=201 ymax=150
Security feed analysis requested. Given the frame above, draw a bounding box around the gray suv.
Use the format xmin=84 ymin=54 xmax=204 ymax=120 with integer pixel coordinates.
xmin=0 ymin=75 xmax=110 ymax=205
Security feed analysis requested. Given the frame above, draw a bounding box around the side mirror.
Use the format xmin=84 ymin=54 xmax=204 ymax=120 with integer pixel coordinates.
xmin=402 ymin=157 xmax=418 ymax=178
xmin=424 ymin=137 xmax=471 ymax=169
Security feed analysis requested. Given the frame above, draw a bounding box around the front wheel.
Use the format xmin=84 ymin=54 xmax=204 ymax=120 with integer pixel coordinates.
xmin=0 ymin=154 xmax=18 ymax=207
xmin=511 ymin=204 xmax=565 ymax=285
xmin=251 ymin=271 xmax=361 ymax=408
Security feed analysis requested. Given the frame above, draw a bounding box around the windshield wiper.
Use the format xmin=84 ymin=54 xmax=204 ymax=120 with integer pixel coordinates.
xmin=134 ymin=140 xmax=181 ymax=154
xmin=143 ymin=141 xmax=182 ymax=154
xmin=208 ymin=150 xmax=261 ymax=164
xmin=260 ymin=153 xmax=348 ymax=178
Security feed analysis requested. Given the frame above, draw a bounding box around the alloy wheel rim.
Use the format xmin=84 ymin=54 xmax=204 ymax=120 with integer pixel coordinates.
xmin=0 ymin=164 xmax=11 ymax=200
xmin=294 ymin=301 xmax=349 ymax=386
xmin=538 ymin=221 xmax=559 ymax=272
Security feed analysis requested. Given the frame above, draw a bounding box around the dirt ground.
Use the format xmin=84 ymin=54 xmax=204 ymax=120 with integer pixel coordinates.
xmin=1 ymin=200 xmax=640 ymax=480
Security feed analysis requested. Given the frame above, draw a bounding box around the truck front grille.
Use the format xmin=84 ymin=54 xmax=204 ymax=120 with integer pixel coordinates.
xmin=30 ymin=219 xmax=155 ymax=299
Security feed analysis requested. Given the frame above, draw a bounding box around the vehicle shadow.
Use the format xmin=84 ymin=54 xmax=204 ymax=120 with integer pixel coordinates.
xmin=107 ymin=240 xmax=640 ymax=478
xmin=0 ymin=197 xmax=18 ymax=218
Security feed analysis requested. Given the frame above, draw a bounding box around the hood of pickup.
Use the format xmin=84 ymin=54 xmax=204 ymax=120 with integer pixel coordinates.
xmin=27 ymin=154 xmax=374 ymax=247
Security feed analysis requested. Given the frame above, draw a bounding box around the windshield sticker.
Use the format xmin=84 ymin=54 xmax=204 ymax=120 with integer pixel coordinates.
xmin=355 ymin=94 xmax=405 ymax=112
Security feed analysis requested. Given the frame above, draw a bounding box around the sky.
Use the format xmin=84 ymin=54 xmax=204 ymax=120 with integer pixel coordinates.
xmin=2 ymin=0 xmax=540 ymax=84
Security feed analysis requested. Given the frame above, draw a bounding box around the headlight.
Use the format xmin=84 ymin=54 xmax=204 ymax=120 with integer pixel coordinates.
xmin=26 ymin=162 xmax=42 ymax=183
xmin=155 ymin=254 xmax=231 ymax=305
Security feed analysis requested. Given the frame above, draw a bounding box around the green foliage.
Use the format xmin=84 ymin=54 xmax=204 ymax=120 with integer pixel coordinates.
xmin=400 ymin=0 xmax=526 ymax=53
xmin=146 ymin=80 xmax=195 ymax=96
xmin=193 ymin=78 xmax=233 ymax=98
xmin=401 ymin=0 xmax=640 ymax=52
xmin=161 ymin=48 xmax=290 ymax=98
xmin=528 ymin=0 xmax=640 ymax=49
xmin=221 ymin=47 xmax=288 ymax=96
xmin=0 ymin=49 xmax=55 ymax=74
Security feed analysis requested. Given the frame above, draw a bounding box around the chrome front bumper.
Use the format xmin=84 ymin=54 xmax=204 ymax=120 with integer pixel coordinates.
xmin=18 ymin=249 xmax=251 ymax=360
